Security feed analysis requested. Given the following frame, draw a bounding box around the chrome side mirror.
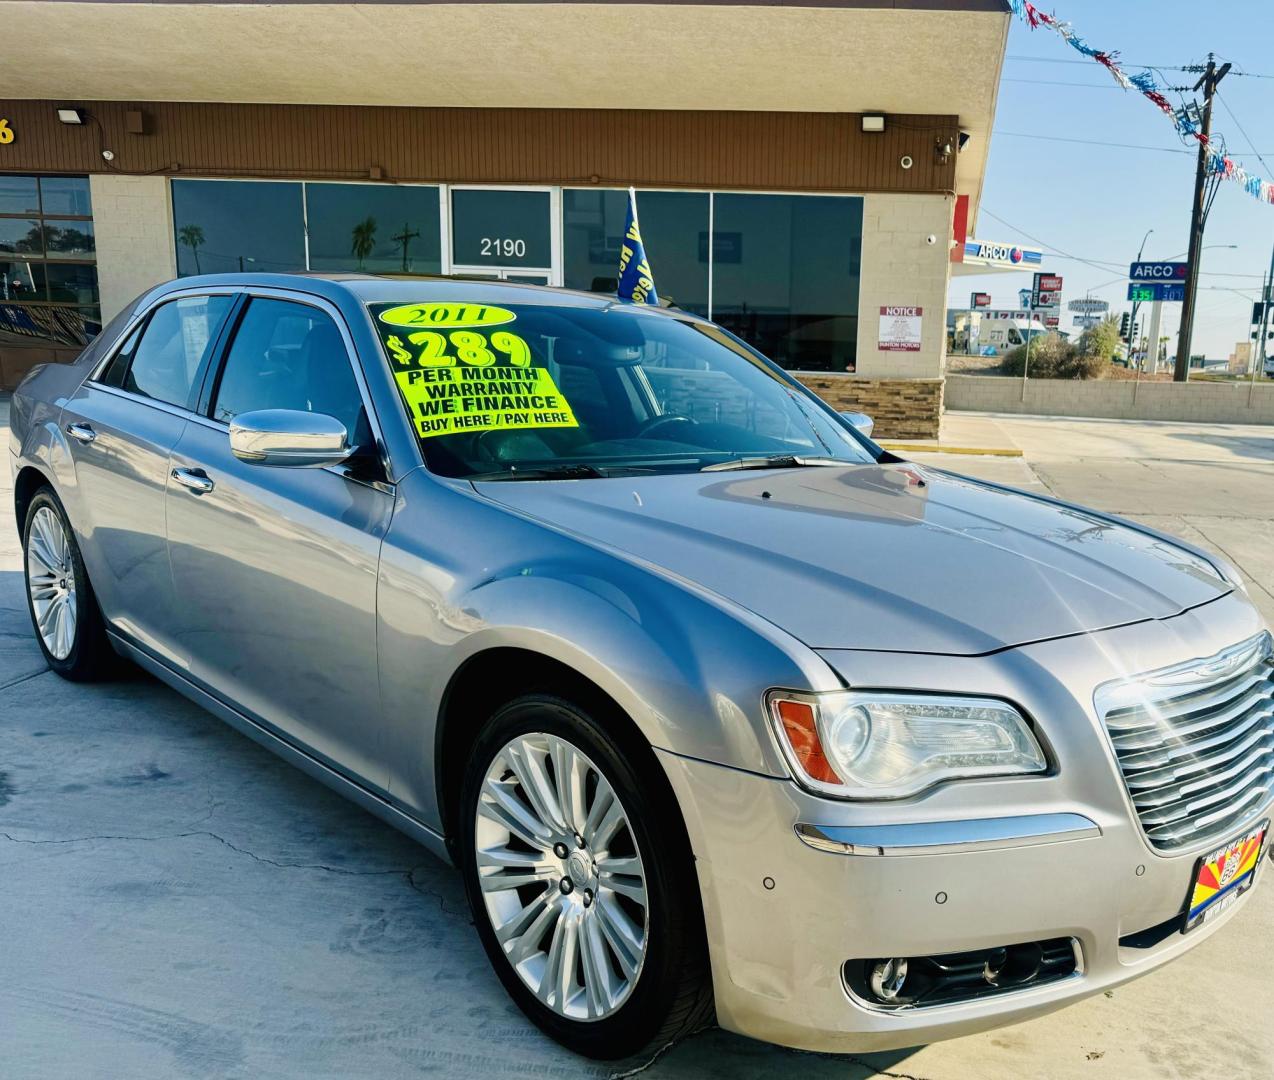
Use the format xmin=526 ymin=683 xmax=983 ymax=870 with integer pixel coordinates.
xmin=229 ymin=409 xmax=352 ymax=468
xmin=840 ymin=411 xmax=875 ymax=438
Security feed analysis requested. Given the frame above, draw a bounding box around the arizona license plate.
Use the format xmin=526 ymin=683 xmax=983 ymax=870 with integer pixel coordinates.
xmin=1184 ymin=820 xmax=1268 ymax=933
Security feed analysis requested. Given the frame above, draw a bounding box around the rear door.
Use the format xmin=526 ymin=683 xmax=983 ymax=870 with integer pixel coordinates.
xmin=165 ymin=290 xmax=393 ymax=786
xmin=61 ymin=291 xmax=235 ymax=667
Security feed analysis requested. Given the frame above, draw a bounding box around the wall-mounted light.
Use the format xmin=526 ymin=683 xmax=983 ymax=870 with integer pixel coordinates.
xmin=56 ymin=108 xmax=85 ymax=125
xmin=862 ymin=114 xmax=886 ymax=133
xmin=935 ymin=138 xmax=954 ymax=163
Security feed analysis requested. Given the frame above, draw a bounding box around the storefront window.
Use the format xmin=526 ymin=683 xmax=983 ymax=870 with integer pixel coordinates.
xmin=306 ymin=183 xmax=441 ymax=274
xmin=452 ymin=189 xmax=552 ymax=270
xmin=563 ymin=190 xmax=709 ymax=317
xmin=0 ymin=175 xmax=100 ymax=349
xmin=711 ymin=194 xmax=862 ymax=373
xmin=172 ymin=179 xmax=306 ymax=275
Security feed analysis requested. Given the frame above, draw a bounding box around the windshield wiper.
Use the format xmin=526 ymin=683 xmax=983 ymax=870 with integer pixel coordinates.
xmin=469 ymin=463 xmax=610 ymax=482
xmin=470 ymin=463 xmax=659 ymax=482
xmin=701 ymin=455 xmax=851 ymax=473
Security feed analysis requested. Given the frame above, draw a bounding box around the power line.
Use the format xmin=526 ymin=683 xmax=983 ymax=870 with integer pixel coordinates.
xmin=1008 ymin=53 xmax=1274 ymax=79
xmin=977 ymin=208 xmax=1266 ymax=280
xmin=1006 ymin=54 xmax=1170 ymax=68
xmin=1001 ymin=77 xmax=1122 ymax=90
xmin=1215 ymin=91 xmax=1274 ymax=181
xmin=995 ymin=131 xmax=1193 ymax=154
xmin=979 ymin=208 xmax=1130 ymax=276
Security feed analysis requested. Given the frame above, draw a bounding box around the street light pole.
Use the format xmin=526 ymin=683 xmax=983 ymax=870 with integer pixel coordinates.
xmin=1129 ymin=228 xmax=1153 ymax=369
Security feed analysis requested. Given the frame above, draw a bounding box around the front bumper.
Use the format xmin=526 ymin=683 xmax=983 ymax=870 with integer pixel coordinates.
xmin=659 ymin=749 xmax=1269 ymax=1053
xmin=658 ymin=592 xmax=1271 ymax=1053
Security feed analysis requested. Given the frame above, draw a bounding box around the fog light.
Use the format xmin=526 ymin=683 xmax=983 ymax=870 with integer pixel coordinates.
xmin=869 ymin=958 xmax=909 ymax=1002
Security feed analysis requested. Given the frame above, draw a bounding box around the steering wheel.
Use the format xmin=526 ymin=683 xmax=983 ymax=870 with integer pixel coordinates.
xmin=634 ymin=414 xmax=696 ymax=439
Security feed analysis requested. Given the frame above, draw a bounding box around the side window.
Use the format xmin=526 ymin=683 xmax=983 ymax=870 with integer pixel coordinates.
xmin=211 ymin=297 xmax=367 ymax=444
xmin=98 ymin=321 xmax=144 ymax=388
xmin=121 ymin=295 xmax=232 ymax=408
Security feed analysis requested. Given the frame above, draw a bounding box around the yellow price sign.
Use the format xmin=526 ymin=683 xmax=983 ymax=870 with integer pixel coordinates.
xmin=375 ymin=301 xmax=580 ymax=439
xmin=378 ymin=302 xmax=515 ymax=329
xmin=0 ymin=119 xmax=14 ymax=146
xmin=395 ymin=365 xmax=578 ymax=439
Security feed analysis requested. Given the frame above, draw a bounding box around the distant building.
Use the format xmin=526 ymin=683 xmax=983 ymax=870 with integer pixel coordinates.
xmin=1228 ymin=342 xmax=1254 ymax=375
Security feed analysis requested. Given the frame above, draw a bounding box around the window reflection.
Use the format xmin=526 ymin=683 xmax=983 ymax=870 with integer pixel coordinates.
xmin=172 ymin=179 xmax=306 ymax=275
xmin=0 ymin=175 xmax=99 ymax=349
xmin=0 ymin=176 xmax=40 ymax=216
xmin=307 ymin=183 xmax=441 ymax=274
xmin=711 ymin=194 xmax=862 ymax=373
xmin=563 ymin=190 xmax=709 ymax=317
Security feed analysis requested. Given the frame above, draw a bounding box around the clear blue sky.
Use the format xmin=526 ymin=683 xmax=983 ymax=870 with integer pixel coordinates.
xmin=950 ymin=1 xmax=1274 ymax=360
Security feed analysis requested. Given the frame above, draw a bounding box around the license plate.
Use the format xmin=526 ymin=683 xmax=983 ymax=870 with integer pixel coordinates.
xmin=1183 ymin=820 xmax=1268 ymax=933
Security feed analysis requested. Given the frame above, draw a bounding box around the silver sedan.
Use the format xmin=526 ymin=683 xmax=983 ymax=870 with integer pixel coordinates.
xmin=9 ymin=274 xmax=1273 ymax=1059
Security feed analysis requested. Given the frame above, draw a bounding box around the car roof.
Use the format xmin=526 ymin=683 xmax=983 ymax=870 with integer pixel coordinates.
xmin=157 ymin=272 xmax=708 ymax=323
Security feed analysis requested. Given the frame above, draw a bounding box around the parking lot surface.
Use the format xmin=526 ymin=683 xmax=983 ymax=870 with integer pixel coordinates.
xmin=3 ymin=398 xmax=1273 ymax=1080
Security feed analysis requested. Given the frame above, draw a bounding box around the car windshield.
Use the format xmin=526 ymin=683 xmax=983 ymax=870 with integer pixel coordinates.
xmin=368 ymin=299 xmax=877 ymax=479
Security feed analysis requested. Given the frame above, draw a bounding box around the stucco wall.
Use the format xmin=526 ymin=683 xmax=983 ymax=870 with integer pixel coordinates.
xmin=90 ymin=174 xmax=177 ymax=322
xmin=853 ymin=192 xmax=952 ymax=380
xmin=946 ymin=375 xmax=1274 ymax=425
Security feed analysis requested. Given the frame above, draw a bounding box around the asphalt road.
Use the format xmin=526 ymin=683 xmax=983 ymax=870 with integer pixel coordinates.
xmin=3 ymin=399 xmax=1273 ymax=1079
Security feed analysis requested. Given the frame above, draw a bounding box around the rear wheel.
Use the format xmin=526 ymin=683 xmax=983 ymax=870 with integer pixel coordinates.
xmin=23 ymin=488 xmax=115 ymax=680
xmin=459 ymin=695 xmax=713 ymax=1059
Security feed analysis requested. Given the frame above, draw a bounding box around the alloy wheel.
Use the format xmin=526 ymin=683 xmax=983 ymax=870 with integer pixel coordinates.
xmin=26 ymin=505 xmax=78 ymax=661
xmin=474 ymin=732 xmax=650 ymax=1022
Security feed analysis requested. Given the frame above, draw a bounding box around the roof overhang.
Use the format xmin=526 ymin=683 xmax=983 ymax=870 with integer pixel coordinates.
xmin=4 ymin=1 xmax=1009 ymax=208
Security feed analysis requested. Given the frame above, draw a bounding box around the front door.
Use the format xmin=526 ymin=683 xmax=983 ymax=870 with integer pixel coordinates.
xmin=165 ymin=291 xmax=393 ymax=787
xmin=448 ymin=187 xmax=560 ymax=284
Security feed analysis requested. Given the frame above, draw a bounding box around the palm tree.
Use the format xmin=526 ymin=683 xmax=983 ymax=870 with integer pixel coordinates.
xmin=178 ymin=224 xmax=205 ymax=274
xmin=350 ymin=216 xmax=377 ymax=270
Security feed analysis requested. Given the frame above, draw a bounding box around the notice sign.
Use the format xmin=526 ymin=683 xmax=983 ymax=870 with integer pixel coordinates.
xmin=878 ymin=306 xmax=923 ymax=352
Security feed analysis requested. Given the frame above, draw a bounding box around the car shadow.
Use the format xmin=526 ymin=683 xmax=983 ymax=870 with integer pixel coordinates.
xmin=0 ymin=566 xmax=926 ymax=1078
xmin=1165 ymin=430 xmax=1274 ymax=462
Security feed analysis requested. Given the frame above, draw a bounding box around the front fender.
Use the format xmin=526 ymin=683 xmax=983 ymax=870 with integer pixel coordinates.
xmin=375 ymin=470 xmax=839 ymax=832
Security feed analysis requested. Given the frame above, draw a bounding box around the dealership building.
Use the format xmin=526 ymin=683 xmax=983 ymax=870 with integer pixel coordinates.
xmin=0 ymin=0 xmax=1010 ymax=437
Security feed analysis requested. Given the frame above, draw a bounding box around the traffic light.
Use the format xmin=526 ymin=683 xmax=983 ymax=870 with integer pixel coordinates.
xmin=1119 ymin=312 xmax=1131 ymax=341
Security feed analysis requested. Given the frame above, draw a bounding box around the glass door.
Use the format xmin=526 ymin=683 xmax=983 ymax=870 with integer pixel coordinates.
xmin=447 ymin=186 xmax=560 ymax=285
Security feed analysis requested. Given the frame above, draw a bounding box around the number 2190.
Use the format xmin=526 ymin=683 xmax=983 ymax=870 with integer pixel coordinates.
xmin=479 ymin=237 xmax=527 ymax=259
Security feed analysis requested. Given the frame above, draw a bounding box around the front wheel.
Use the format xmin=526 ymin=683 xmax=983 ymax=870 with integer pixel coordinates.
xmin=23 ymin=487 xmax=115 ymax=680
xmin=459 ymin=695 xmax=712 ymax=1059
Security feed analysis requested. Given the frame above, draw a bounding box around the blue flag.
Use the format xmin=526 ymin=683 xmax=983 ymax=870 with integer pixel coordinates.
xmin=616 ymin=188 xmax=658 ymax=305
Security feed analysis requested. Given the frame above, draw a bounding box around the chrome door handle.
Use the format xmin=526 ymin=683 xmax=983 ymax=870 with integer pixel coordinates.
xmin=66 ymin=422 xmax=97 ymax=444
xmin=171 ymin=467 xmax=215 ymax=495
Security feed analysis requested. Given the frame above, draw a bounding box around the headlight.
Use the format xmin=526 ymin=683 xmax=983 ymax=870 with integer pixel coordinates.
xmin=767 ymin=690 xmax=1047 ymax=799
xmin=1211 ymin=555 xmax=1249 ymax=595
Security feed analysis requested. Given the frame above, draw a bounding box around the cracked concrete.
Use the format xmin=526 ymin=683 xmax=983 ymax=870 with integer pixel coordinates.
xmin=3 ymin=396 xmax=1273 ymax=1079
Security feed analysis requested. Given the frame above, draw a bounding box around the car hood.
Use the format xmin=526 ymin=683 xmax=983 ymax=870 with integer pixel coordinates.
xmin=475 ymin=463 xmax=1230 ymax=655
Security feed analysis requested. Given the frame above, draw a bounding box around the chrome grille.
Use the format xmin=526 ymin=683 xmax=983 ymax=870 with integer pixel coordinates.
xmin=1096 ymin=631 xmax=1274 ymax=851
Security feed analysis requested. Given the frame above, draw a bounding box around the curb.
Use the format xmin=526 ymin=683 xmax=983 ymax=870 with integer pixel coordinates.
xmin=878 ymin=443 xmax=1024 ymax=457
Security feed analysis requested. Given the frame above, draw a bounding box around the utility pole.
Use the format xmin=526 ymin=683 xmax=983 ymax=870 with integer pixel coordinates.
xmin=1175 ymin=54 xmax=1231 ymax=381
xmin=1258 ymin=234 xmax=1274 ymax=374
xmin=392 ymin=221 xmax=421 ymax=272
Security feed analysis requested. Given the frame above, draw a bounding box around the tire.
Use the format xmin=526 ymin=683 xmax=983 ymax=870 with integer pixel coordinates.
xmin=22 ymin=487 xmax=116 ymax=681
xmin=459 ymin=694 xmax=713 ymax=1059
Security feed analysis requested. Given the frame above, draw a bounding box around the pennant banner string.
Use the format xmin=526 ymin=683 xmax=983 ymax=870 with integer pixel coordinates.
xmin=1007 ymin=1 xmax=1274 ymax=206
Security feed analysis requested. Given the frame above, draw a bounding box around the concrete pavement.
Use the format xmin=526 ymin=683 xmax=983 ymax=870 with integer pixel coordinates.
xmin=3 ymin=398 xmax=1272 ymax=1079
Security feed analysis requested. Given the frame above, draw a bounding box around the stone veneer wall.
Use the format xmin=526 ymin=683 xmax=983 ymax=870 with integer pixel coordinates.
xmin=796 ymin=374 xmax=943 ymax=440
